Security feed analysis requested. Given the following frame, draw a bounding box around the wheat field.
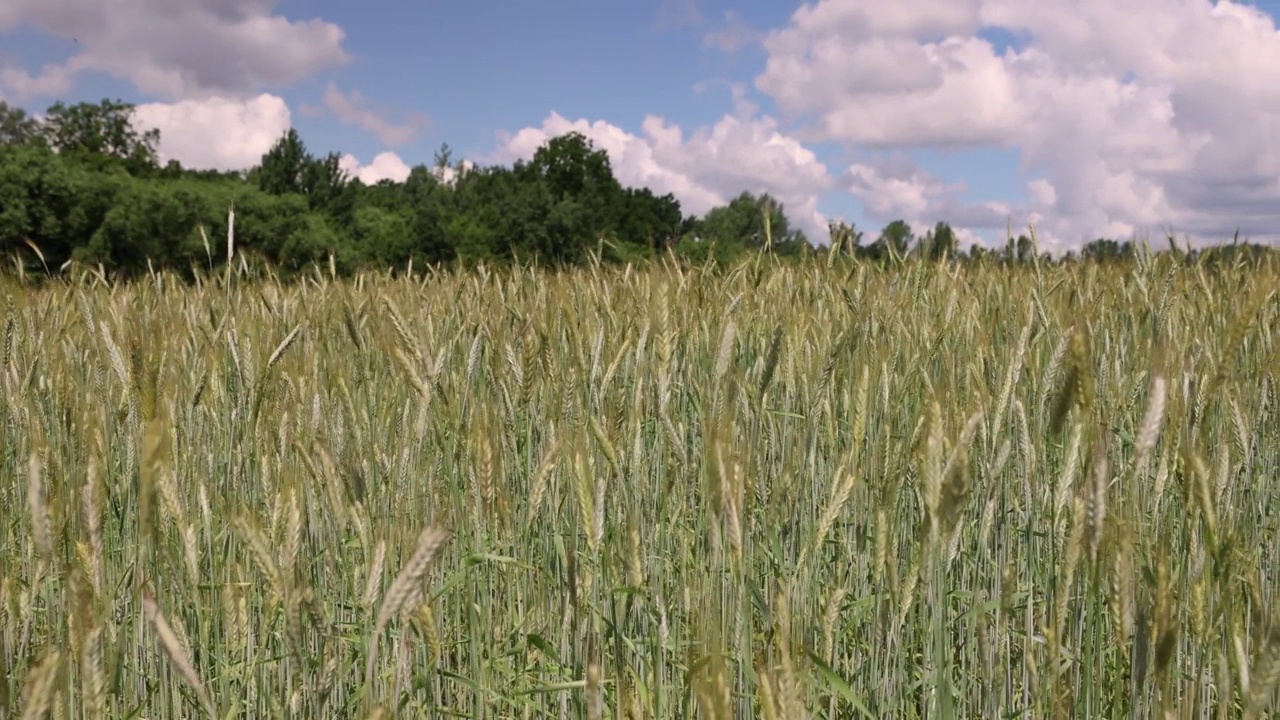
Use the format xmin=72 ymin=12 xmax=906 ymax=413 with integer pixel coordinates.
xmin=1 ymin=252 xmax=1277 ymax=719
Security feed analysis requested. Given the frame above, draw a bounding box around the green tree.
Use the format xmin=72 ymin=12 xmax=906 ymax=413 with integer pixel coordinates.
xmin=1015 ymin=234 xmax=1035 ymax=264
xmin=868 ymin=220 xmax=913 ymax=261
xmin=400 ymin=165 xmax=455 ymax=264
xmin=827 ymin=221 xmax=863 ymax=257
xmin=1081 ymin=238 xmax=1134 ymax=263
xmin=350 ymin=204 xmax=415 ymax=267
xmin=527 ymin=132 xmax=619 ymax=202
xmin=278 ymin=213 xmax=347 ymax=274
xmin=40 ymin=99 xmax=159 ymax=174
xmin=0 ymin=101 xmax=41 ymax=147
xmin=446 ymin=165 xmax=523 ymax=264
xmin=303 ymin=151 xmax=353 ymax=214
xmin=918 ymin=221 xmax=957 ymax=261
xmin=80 ymin=179 xmax=210 ymax=272
xmin=223 ymin=189 xmax=313 ymax=267
xmin=433 ymin=142 xmax=454 ymax=174
xmin=693 ymin=192 xmax=801 ymax=250
xmin=252 ymin=131 xmax=355 ymax=226
xmin=967 ymin=242 xmax=996 ymax=263
xmin=520 ymin=132 xmax=626 ymax=263
xmin=256 ymin=129 xmax=311 ymax=196
xmin=0 ymin=143 xmax=125 ymax=268
xmin=615 ymin=187 xmax=682 ymax=255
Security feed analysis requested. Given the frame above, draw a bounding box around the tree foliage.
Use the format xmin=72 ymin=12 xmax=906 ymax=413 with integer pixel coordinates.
xmin=0 ymin=101 xmax=41 ymax=147
xmin=40 ymin=99 xmax=160 ymax=175
xmin=0 ymin=97 xmax=1274 ymax=280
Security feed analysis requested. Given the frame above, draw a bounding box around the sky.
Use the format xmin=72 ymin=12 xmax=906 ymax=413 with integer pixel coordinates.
xmin=4 ymin=0 xmax=1280 ymax=253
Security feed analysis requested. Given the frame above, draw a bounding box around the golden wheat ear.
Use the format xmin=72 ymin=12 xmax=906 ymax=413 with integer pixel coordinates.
xmin=142 ymin=587 xmax=215 ymax=717
xmin=364 ymin=525 xmax=451 ymax=708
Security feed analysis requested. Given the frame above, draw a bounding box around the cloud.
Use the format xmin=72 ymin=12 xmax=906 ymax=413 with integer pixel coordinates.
xmin=754 ymin=0 xmax=1280 ymax=247
xmin=313 ymin=83 xmax=427 ymax=147
xmin=133 ymin=93 xmax=291 ymax=171
xmin=0 ymin=60 xmax=81 ymax=99
xmin=843 ymin=156 xmax=1037 ymax=249
xmin=493 ymin=106 xmax=834 ymax=240
xmin=130 ymin=91 xmax=413 ymax=184
xmin=846 ymin=158 xmax=963 ymax=221
xmin=703 ymin=11 xmax=758 ymax=53
xmin=0 ymin=0 xmax=348 ymax=100
xmin=339 ymin=151 xmax=412 ymax=185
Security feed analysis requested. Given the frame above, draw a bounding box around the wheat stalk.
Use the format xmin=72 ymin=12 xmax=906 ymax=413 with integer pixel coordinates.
xmin=142 ymin=588 xmax=214 ymax=716
xmin=365 ymin=524 xmax=450 ymax=703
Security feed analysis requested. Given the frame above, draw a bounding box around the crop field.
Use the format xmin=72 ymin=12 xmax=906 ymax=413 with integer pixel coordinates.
xmin=0 ymin=254 xmax=1278 ymax=718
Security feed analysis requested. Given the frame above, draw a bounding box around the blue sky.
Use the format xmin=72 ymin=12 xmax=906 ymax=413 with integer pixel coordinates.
xmin=5 ymin=0 xmax=1280 ymax=249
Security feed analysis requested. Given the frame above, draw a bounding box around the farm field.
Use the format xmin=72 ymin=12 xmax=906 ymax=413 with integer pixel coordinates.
xmin=1 ymin=254 xmax=1278 ymax=718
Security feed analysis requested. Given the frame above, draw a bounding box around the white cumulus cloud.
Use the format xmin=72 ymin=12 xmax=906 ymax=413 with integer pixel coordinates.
xmin=755 ymin=0 xmax=1280 ymax=248
xmin=339 ymin=152 xmax=412 ymax=185
xmin=844 ymin=157 xmax=1027 ymax=250
xmin=133 ymin=94 xmax=292 ymax=171
xmin=126 ymin=93 xmax=416 ymax=183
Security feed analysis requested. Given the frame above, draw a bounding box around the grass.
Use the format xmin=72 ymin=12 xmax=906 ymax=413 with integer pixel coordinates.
xmin=0 ymin=250 xmax=1277 ymax=718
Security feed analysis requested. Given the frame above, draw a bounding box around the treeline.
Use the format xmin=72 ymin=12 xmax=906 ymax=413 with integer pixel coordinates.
xmin=0 ymin=98 xmax=1275 ymax=281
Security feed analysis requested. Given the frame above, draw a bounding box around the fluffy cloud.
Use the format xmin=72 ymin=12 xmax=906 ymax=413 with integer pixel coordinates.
xmin=755 ymin=0 xmax=1280 ymax=247
xmin=132 ymin=93 xmax=414 ymax=181
xmin=844 ymin=157 xmax=1034 ymax=251
xmin=0 ymin=0 xmax=348 ymax=100
xmin=339 ymin=152 xmax=412 ymax=185
xmin=0 ymin=61 xmax=80 ymax=99
xmin=846 ymin=158 xmax=962 ymax=221
xmin=314 ymin=83 xmax=427 ymax=147
xmin=493 ymin=103 xmax=834 ymax=241
xmin=133 ymin=94 xmax=291 ymax=171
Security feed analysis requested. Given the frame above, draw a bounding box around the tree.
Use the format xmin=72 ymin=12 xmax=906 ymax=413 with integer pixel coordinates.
xmin=80 ymin=179 xmax=208 ymax=272
xmin=433 ymin=142 xmax=454 ymax=174
xmin=350 ymin=204 xmax=414 ymax=267
xmin=1001 ymin=234 xmax=1036 ymax=264
xmin=918 ymin=221 xmax=957 ymax=261
xmin=1015 ymin=234 xmax=1035 ymax=263
xmin=0 ymin=142 xmax=125 ymax=268
xmin=0 ymin=101 xmax=41 ymax=147
xmin=398 ymin=164 xmax=454 ymax=264
xmin=219 ymin=189 xmax=312 ymax=268
xmin=693 ymin=192 xmax=801 ymax=250
xmin=278 ymin=213 xmax=346 ymax=273
xmin=444 ymin=165 xmax=523 ymax=264
xmin=40 ymin=99 xmax=159 ymax=174
xmin=616 ymin=187 xmax=682 ymax=254
xmin=828 ymin=221 xmax=863 ymax=257
xmin=302 ymin=151 xmax=353 ymax=214
xmin=867 ymin=220 xmax=913 ymax=261
xmin=1081 ymin=238 xmax=1135 ymax=263
xmin=256 ymin=129 xmax=311 ymax=196
xmin=253 ymin=130 xmax=354 ymax=220
xmin=517 ymin=132 xmax=629 ymax=264
xmin=527 ymin=132 xmax=619 ymax=201
xmin=967 ymin=242 xmax=997 ymax=263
